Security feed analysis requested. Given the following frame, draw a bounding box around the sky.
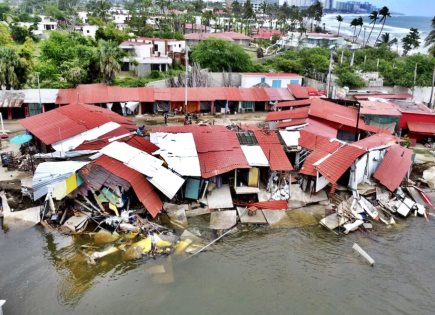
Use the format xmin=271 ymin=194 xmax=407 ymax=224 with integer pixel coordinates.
xmin=369 ymin=0 xmax=435 ymax=17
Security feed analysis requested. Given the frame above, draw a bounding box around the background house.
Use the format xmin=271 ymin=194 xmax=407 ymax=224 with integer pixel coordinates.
xmin=240 ymin=73 xmax=303 ymax=88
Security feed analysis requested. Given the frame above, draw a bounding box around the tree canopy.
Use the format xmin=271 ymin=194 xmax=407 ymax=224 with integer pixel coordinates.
xmin=191 ymin=38 xmax=254 ymax=72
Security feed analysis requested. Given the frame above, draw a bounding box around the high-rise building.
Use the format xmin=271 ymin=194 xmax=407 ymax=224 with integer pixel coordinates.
xmin=324 ymin=0 xmax=334 ymax=10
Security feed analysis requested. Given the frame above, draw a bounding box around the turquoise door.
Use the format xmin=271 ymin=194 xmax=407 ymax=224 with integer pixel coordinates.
xmin=272 ymin=80 xmax=281 ymax=88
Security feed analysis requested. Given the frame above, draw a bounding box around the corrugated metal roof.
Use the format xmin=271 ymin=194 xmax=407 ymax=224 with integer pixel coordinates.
xmin=300 ymin=149 xmax=330 ymax=176
xmin=359 ymin=101 xmax=402 ymax=116
xmin=308 ymin=98 xmax=389 ymax=133
xmin=94 ymin=155 xmax=162 ymax=217
xmin=353 ymin=93 xmax=412 ymax=100
xmin=287 ymin=84 xmax=309 ymax=99
xmin=151 ymin=125 xmax=250 ymax=178
xmin=373 ymin=144 xmax=413 ymax=192
xmin=263 ymin=88 xmax=294 ymax=101
xmin=302 ymin=118 xmax=338 ymax=138
xmin=298 ymin=130 xmax=341 ymax=152
xmin=19 ymin=104 xmax=135 ymax=145
xmin=407 ymin=122 xmax=435 ymax=135
xmin=138 ymin=88 xmax=155 ymax=102
xmin=277 ymin=119 xmax=307 ymax=128
xmin=315 ymin=144 xmax=366 ymax=184
xmin=276 ymin=100 xmax=312 ymax=108
xmin=265 ymin=107 xmax=310 ymax=122
xmin=0 ymin=90 xmax=24 ymax=108
xmin=23 ymin=89 xmax=59 ymax=104
xmin=107 ymin=86 xmax=140 ymax=102
xmin=353 ymin=133 xmax=397 ymax=150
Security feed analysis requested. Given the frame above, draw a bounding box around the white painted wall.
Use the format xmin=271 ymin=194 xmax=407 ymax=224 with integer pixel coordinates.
xmin=82 ymin=25 xmax=99 ymax=38
xmin=241 ymin=74 xmax=302 ymax=88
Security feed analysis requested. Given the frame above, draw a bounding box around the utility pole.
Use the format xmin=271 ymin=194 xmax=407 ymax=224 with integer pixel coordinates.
xmin=327 ymin=46 xmax=335 ymax=98
xmin=350 ymin=48 xmax=355 ymax=67
xmin=429 ymin=67 xmax=435 ymax=109
xmin=36 ymin=73 xmax=42 ymax=113
xmin=355 ymin=102 xmax=361 ymax=141
xmin=412 ymin=63 xmax=418 ymax=99
xmin=184 ymin=46 xmax=189 ymax=114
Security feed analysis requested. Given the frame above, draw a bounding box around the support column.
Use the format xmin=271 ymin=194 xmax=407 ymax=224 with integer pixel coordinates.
xmin=42 ymin=104 xmax=46 ymax=113
xmin=211 ymin=101 xmax=215 ymax=114
xmin=7 ymin=108 xmax=12 ymax=120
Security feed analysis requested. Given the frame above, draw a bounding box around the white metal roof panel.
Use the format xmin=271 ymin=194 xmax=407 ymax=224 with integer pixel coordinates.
xmin=241 ymin=145 xmax=269 ymax=167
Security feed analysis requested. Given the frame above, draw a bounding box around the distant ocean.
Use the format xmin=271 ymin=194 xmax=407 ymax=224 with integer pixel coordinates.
xmin=322 ymin=14 xmax=432 ymax=53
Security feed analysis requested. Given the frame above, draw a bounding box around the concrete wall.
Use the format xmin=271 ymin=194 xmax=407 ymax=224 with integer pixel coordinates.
xmin=241 ymin=75 xmax=302 ymax=88
xmin=413 ymin=87 xmax=435 ymax=105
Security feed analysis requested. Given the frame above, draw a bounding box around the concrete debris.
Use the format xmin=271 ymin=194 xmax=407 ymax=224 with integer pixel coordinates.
xmin=288 ymin=184 xmax=328 ymax=208
xmin=352 ymin=243 xmax=375 ymax=266
xmin=422 ymin=166 xmax=435 ymax=189
xmin=210 ymin=210 xmax=237 ymax=230
xmin=207 ymin=184 xmax=234 ymax=209
xmin=236 ymin=207 xmax=267 ymax=224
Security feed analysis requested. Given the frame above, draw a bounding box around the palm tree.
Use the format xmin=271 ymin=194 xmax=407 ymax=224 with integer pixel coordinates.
xmin=336 ymin=15 xmax=343 ymax=36
xmin=354 ymin=17 xmax=364 ymax=43
xmin=365 ymin=10 xmax=378 ymax=46
xmin=425 ymin=16 xmax=435 ymax=56
xmin=377 ymin=32 xmax=398 ymax=48
xmin=0 ymin=47 xmax=20 ymax=90
xmin=97 ymin=41 xmax=123 ymax=84
xmin=350 ymin=18 xmax=358 ymax=42
xmin=375 ymin=6 xmax=391 ymax=44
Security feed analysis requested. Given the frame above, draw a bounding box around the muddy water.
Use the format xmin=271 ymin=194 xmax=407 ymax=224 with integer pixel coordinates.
xmin=1 ymin=211 xmax=435 ymax=315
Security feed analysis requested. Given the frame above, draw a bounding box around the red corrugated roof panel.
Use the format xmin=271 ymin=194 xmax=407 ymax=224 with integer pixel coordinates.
xmin=76 ymin=83 xmax=109 ymax=104
xmin=152 ymin=125 xmax=250 ymax=178
xmin=359 ymin=101 xmax=402 ymax=116
xmin=277 ymin=119 xmax=307 ymax=128
xmin=298 ymin=130 xmax=341 ymax=152
xmin=302 ymin=118 xmax=338 ymax=138
xmin=287 ymin=84 xmax=309 ymax=99
xmin=374 ymin=144 xmax=413 ymax=192
xmin=246 ymin=200 xmax=288 ymax=209
xmin=407 ymin=122 xmax=435 ymax=135
xmin=315 ymin=145 xmax=366 ymax=184
xmin=353 ymin=93 xmax=412 ymax=100
xmin=107 ymin=86 xmax=140 ymax=102
xmin=265 ymin=107 xmax=310 ymax=122
xmin=300 ymin=149 xmax=330 ymax=176
xmin=138 ymin=88 xmax=155 ymax=102
xmin=353 ymin=133 xmax=397 ymax=150
xmin=94 ymin=155 xmax=162 ymax=217
xmin=253 ymin=129 xmax=293 ymax=171
xmin=56 ymin=88 xmax=78 ymax=104
xmin=19 ymin=104 xmax=135 ymax=145
xmin=75 ymin=127 xmax=132 ymax=151
xmin=264 ymin=88 xmax=294 ymax=101
xmin=276 ymin=100 xmax=312 ymax=108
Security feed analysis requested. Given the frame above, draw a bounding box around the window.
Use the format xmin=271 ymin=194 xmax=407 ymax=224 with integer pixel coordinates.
xmin=290 ymin=79 xmax=299 ymax=84
xmin=260 ymin=77 xmax=266 ymax=83
xmin=272 ymin=80 xmax=281 ymax=88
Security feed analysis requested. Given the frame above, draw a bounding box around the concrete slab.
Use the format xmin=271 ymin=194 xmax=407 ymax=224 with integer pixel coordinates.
xmin=257 ymin=189 xmax=271 ymax=202
xmin=185 ymin=207 xmax=211 ymax=217
xmin=207 ymin=184 xmax=233 ymax=209
xmin=288 ymin=184 xmax=328 ymax=209
xmin=210 ymin=210 xmax=237 ymax=230
xmin=320 ymin=212 xmax=339 ymax=231
xmin=262 ymin=210 xmax=287 ymax=225
xmin=236 ymin=207 xmax=267 ymax=224
xmin=164 ymin=203 xmax=188 ymax=227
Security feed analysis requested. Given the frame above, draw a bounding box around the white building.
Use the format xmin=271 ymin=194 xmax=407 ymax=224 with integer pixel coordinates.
xmin=81 ymin=25 xmax=99 ymax=38
xmin=78 ymin=11 xmax=88 ymax=24
xmin=119 ymin=38 xmax=186 ymax=76
xmin=240 ymin=73 xmax=303 ymax=88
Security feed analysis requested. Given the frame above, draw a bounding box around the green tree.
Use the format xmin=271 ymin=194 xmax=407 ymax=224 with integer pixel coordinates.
xmin=377 ymin=32 xmax=397 ymax=48
xmin=402 ymin=28 xmax=420 ymax=55
xmin=0 ymin=47 xmax=27 ymax=90
xmin=87 ymin=0 xmax=111 ymax=23
xmin=232 ymin=1 xmax=242 ymax=16
xmin=375 ymin=6 xmax=391 ymax=44
xmin=336 ymin=15 xmax=343 ymax=36
xmin=335 ymin=65 xmax=365 ymax=88
xmin=424 ymin=16 xmax=435 ymax=57
xmin=191 ymin=38 xmax=254 ymax=72
xmin=97 ymin=40 xmax=123 ymax=83
xmin=0 ymin=23 xmax=13 ymax=47
xmin=354 ymin=16 xmax=364 ymax=43
xmin=127 ymin=0 xmax=155 ymax=37
xmin=0 ymin=3 xmax=10 ymax=21
xmin=365 ymin=10 xmax=378 ymax=46
xmin=96 ymin=23 xmax=129 ymax=44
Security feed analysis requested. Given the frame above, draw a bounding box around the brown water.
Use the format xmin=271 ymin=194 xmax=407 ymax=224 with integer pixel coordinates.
xmin=1 ymin=213 xmax=435 ymax=315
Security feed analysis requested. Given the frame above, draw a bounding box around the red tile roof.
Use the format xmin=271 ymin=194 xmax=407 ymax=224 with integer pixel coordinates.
xmin=151 ymin=125 xmax=250 ymax=178
xmin=265 ymin=107 xmax=310 ymax=122
xmin=251 ymin=28 xmax=282 ymax=39
xmin=374 ymin=144 xmax=413 ymax=192
xmin=287 ymin=84 xmax=309 ymax=99
xmin=19 ymin=104 xmax=136 ymax=145
xmin=276 ymin=100 xmax=312 ymax=108
xmin=359 ymin=101 xmax=402 ymax=117
xmin=315 ymin=144 xmax=366 ymax=184
xmin=252 ymin=129 xmax=293 ymax=171
xmin=407 ymin=122 xmax=435 ymax=135
xmin=94 ymin=155 xmax=163 ymax=217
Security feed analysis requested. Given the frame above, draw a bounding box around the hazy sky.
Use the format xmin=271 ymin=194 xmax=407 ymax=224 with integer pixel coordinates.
xmin=370 ymin=0 xmax=435 ymax=17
